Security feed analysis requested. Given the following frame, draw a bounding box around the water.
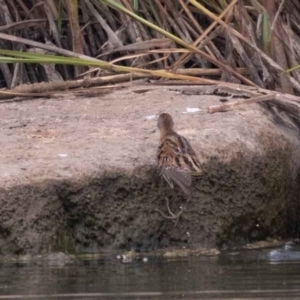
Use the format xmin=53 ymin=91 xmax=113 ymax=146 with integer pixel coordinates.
xmin=0 ymin=244 xmax=300 ymax=299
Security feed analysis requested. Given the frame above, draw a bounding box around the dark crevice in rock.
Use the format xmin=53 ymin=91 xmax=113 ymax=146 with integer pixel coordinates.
xmin=0 ymin=140 xmax=299 ymax=255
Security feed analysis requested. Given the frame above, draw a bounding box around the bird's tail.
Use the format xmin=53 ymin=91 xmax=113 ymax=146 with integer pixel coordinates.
xmin=163 ymin=168 xmax=192 ymax=195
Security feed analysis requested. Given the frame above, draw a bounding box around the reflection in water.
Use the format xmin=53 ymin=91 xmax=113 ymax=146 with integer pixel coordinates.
xmin=0 ymin=244 xmax=300 ymax=299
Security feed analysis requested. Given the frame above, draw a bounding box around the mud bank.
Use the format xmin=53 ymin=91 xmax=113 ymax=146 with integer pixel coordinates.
xmin=1 ymin=85 xmax=300 ymax=255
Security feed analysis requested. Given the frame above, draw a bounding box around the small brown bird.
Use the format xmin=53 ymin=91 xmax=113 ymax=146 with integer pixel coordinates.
xmin=156 ymin=113 xmax=202 ymax=221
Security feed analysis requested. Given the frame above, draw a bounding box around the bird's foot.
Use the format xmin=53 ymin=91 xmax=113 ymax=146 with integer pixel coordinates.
xmin=155 ymin=198 xmax=184 ymax=226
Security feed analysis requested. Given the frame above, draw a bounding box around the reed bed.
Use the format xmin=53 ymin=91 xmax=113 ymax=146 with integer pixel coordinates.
xmin=0 ymin=0 xmax=299 ymax=96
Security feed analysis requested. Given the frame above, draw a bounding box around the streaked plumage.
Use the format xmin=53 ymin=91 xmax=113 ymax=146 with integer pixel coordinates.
xmin=156 ymin=113 xmax=202 ymax=220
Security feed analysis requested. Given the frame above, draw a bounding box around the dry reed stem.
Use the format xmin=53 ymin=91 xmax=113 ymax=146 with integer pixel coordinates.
xmin=208 ymin=93 xmax=276 ymax=113
xmin=0 ymin=0 xmax=299 ymax=95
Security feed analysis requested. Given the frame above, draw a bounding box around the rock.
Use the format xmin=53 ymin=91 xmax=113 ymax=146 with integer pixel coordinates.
xmin=243 ymin=239 xmax=285 ymax=250
xmin=0 ymin=86 xmax=300 ymax=255
xmin=163 ymin=247 xmax=220 ymax=257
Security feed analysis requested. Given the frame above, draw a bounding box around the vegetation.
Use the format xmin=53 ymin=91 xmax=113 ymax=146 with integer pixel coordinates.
xmin=0 ymin=0 xmax=299 ymax=95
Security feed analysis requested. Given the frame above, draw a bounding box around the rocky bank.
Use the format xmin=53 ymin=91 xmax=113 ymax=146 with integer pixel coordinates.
xmin=0 ymin=85 xmax=300 ymax=255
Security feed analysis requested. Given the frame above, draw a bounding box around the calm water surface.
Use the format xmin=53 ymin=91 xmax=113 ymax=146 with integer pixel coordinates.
xmin=0 ymin=244 xmax=300 ymax=299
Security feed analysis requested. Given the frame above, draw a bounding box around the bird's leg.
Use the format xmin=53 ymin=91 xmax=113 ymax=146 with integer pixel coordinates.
xmin=176 ymin=192 xmax=191 ymax=224
xmin=155 ymin=176 xmax=180 ymax=220
xmin=156 ymin=189 xmax=191 ymax=225
xmin=158 ymin=190 xmax=192 ymax=224
xmin=155 ymin=197 xmax=183 ymax=220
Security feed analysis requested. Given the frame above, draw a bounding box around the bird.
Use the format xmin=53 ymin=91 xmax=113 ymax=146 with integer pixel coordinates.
xmin=156 ymin=113 xmax=202 ymax=221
